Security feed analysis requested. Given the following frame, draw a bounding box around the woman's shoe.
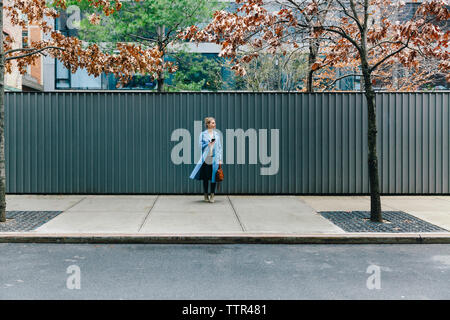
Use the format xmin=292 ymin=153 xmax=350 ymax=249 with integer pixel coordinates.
xmin=204 ymin=193 xmax=209 ymax=202
xmin=209 ymin=193 xmax=215 ymax=203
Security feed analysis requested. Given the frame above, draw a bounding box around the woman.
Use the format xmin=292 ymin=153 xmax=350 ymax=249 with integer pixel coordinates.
xmin=189 ymin=117 xmax=223 ymax=203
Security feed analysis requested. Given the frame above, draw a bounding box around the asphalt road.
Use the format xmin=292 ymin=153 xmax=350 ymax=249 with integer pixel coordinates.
xmin=0 ymin=243 xmax=449 ymax=300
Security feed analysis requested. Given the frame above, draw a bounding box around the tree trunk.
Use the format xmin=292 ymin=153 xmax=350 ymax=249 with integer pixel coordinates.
xmin=156 ymin=26 xmax=165 ymax=93
xmin=361 ymin=66 xmax=382 ymax=222
xmin=157 ymin=74 xmax=165 ymax=92
xmin=156 ymin=46 xmax=165 ymax=92
xmin=306 ymin=66 xmax=314 ymax=92
xmin=306 ymin=37 xmax=319 ymax=93
xmin=0 ymin=4 xmax=6 ymax=223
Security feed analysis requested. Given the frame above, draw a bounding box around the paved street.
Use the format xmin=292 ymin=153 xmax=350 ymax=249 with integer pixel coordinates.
xmin=1 ymin=243 xmax=449 ymax=300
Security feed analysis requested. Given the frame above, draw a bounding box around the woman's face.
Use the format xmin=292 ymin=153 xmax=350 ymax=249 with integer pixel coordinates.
xmin=208 ymin=119 xmax=216 ymax=129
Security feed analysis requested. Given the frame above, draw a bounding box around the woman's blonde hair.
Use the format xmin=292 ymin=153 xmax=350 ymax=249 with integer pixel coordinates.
xmin=204 ymin=117 xmax=215 ymax=128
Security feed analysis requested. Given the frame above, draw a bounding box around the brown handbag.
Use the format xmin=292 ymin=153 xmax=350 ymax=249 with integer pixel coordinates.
xmin=216 ymin=164 xmax=224 ymax=191
xmin=216 ymin=164 xmax=224 ymax=182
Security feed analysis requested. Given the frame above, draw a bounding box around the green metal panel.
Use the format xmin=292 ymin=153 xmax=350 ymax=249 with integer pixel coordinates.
xmin=4 ymin=91 xmax=450 ymax=194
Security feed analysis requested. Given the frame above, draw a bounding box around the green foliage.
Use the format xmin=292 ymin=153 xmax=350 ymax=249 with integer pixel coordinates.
xmin=70 ymin=0 xmax=225 ymax=47
xmin=165 ymin=51 xmax=224 ymax=91
xmin=166 ymin=80 xmax=205 ymax=92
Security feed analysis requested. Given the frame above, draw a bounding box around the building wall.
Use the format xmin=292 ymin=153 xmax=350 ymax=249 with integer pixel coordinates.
xmin=3 ymin=0 xmax=22 ymax=90
xmin=43 ymin=16 xmax=56 ymax=91
xmin=3 ymin=0 xmax=43 ymax=91
xmin=29 ymin=26 xmax=42 ymax=84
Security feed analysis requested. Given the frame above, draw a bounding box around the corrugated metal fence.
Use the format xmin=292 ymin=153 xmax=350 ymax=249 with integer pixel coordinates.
xmin=4 ymin=91 xmax=449 ymax=194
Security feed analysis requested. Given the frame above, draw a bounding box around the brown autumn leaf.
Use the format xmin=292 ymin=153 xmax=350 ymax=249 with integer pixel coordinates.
xmin=311 ymin=63 xmax=321 ymax=71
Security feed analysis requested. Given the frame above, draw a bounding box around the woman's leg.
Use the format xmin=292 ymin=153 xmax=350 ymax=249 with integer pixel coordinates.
xmin=202 ymin=179 xmax=209 ymax=201
xmin=203 ymin=178 xmax=209 ymax=194
xmin=209 ymin=182 xmax=216 ymax=203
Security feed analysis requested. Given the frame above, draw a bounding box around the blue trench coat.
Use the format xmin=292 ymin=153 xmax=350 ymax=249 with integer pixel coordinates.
xmin=189 ymin=129 xmax=223 ymax=183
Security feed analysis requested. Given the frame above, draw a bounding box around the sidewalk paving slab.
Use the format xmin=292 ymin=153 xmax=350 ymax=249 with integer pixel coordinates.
xmin=34 ymin=195 xmax=159 ymax=233
xmin=229 ymin=196 xmax=345 ymax=234
xmin=380 ymin=196 xmax=450 ymax=212
xmin=434 ymin=196 xmax=450 ymax=202
xmin=139 ymin=195 xmax=243 ymax=233
xmin=299 ymin=196 xmax=396 ymax=211
xmin=35 ymin=211 xmax=149 ymax=233
xmin=65 ymin=195 xmax=157 ymax=212
xmin=6 ymin=195 xmax=86 ymax=211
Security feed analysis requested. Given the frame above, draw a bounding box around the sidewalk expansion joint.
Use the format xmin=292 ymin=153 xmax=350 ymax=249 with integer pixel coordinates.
xmin=227 ymin=195 xmax=246 ymax=232
xmin=63 ymin=197 xmax=88 ymax=212
xmin=138 ymin=195 xmax=159 ymax=232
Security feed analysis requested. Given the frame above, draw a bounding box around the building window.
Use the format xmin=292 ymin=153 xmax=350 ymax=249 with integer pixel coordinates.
xmin=22 ymin=29 xmax=28 ymax=48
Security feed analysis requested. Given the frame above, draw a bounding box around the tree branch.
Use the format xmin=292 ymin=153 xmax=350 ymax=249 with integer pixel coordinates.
xmin=367 ymin=39 xmax=402 ymax=53
xmin=321 ymin=25 xmax=363 ymax=54
xmin=336 ymin=0 xmax=363 ymax=32
xmin=129 ymin=34 xmax=157 ymax=43
xmin=369 ymin=38 xmax=410 ymax=73
xmin=5 ymin=46 xmax=65 ymax=61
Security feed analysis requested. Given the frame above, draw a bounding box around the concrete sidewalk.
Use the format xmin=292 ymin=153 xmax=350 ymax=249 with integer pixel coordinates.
xmin=1 ymin=195 xmax=449 ymax=243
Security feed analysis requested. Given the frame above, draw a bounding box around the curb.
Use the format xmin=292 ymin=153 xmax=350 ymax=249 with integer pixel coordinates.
xmin=0 ymin=233 xmax=449 ymax=244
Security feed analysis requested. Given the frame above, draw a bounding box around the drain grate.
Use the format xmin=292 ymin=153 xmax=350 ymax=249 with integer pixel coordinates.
xmin=0 ymin=211 xmax=63 ymax=232
xmin=319 ymin=211 xmax=448 ymax=233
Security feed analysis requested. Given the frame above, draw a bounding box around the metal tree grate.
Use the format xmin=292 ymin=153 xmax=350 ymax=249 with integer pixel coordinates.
xmin=0 ymin=211 xmax=63 ymax=232
xmin=319 ymin=211 xmax=448 ymax=233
